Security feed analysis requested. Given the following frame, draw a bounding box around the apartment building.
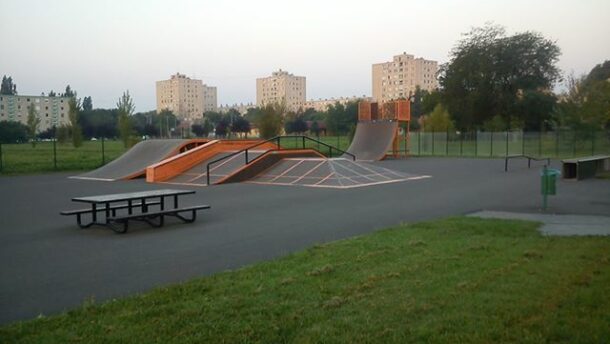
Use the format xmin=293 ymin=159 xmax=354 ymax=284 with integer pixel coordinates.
xmin=256 ymin=69 xmax=306 ymax=112
xmin=156 ymin=73 xmax=217 ymax=121
xmin=372 ymin=52 xmax=438 ymax=103
xmin=218 ymin=102 xmax=255 ymax=115
xmin=305 ymin=95 xmax=373 ymax=112
xmin=0 ymin=94 xmax=71 ymax=132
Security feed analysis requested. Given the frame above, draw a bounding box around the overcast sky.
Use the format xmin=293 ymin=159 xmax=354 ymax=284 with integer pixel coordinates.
xmin=1 ymin=0 xmax=609 ymax=111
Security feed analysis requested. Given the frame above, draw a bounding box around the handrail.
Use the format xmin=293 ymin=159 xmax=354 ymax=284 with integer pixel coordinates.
xmin=504 ymin=154 xmax=550 ymax=172
xmin=206 ymin=135 xmax=355 ymax=185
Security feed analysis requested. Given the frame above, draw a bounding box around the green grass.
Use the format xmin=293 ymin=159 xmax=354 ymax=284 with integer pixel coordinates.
xmin=0 ymin=140 xmax=127 ymax=174
xmin=2 ymin=217 xmax=609 ymax=343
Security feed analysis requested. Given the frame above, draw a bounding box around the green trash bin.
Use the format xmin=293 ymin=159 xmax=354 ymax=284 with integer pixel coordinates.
xmin=541 ymin=168 xmax=560 ymax=195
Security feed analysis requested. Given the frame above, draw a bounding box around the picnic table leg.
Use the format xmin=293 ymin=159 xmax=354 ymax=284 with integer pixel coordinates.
xmin=160 ymin=196 xmax=165 ymax=211
xmin=92 ymin=204 xmax=97 ymax=224
xmin=105 ymin=202 xmax=110 ymax=221
xmin=128 ymin=199 xmax=133 ymax=215
xmin=142 ymin=198 xmax=147 ymax=213
xmin=174 ymin=195 xmax=178 ymax=209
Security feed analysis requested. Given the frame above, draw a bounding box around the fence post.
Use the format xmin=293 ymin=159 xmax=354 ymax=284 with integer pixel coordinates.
xmin=490 ymin=131 xmax=494 ymax=157
xmin=591 ymin=129 xmax=595 ymax=155
xmin=101 ymin=136 xmax=106 ymax=165
xmin=538 ymin=129 xmax=542 ymax=156
xmin=475 ymin=130 xmax=478 ymax=157
xmin=432 ymin=130 xmax=435 ymax=155
xmin=0 ymin=143 xmax=3 ymax=172
xmin=505 ymin=129 xmax=509 ymax=156
xmin=53 ymin=137 xmax=57 ymax=170
xmin=446 ymin=126 xmax=449 ymax=156
xmin=555 ymin=130 xmax=559 ymax=157
xmin=572 ymin=130 xmax=576 ymax=157
xmin=417 ymin=130 xmax=421 ymax=155
xmin=460 ymin=132 xmax=463 ymax=156
xmin=522 ymin=130 xmax=525 ymax=155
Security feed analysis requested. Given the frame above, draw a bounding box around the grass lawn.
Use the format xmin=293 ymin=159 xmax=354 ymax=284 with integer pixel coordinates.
xmin=1 ymin=217 xmax=609 ymax=343
xmin=0 ymin=140 xmax=127 ymax=174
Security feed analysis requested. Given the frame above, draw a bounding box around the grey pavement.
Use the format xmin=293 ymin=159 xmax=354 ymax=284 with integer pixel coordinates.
xmin=1 ymin=157 xmax=609 ymax=324
xmin=468 ymin=210 xmax=610 ymax=236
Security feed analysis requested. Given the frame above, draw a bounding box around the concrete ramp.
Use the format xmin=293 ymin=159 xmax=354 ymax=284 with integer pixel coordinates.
xmin=345 ymin=121 xmax=397 ymax=161
xmin=72 ymin=139 xmax=191 ymax=181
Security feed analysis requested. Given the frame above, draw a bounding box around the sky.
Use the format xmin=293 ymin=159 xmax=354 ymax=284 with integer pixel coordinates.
xmin=1 ymin=0 xmax=609 ymax=111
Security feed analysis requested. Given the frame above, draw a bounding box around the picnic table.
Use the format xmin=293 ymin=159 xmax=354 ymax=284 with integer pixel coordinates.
xmin=61 ymin=189 xmax=210 ymax=233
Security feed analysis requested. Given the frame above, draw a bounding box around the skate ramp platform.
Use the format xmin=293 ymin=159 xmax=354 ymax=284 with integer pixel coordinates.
xmin=345 ymin=121 xmax=398 ymax=161
xmin=247 ymin=158 xmax=430 ymax=189
xmin=72 ymin=139 xmax=197 ymax=181
xmin=156 ymin=150 xmax=268 ymax=186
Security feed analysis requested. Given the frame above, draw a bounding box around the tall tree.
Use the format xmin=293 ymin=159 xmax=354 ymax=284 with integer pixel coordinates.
xmin=63 ymin=85 xmax=75 ymax=97
xmin=439 ymin=24 xmax=561 ymax=130
xmin=1 ymin=75 xmax=17 ymax=95
xmin=117 ymin=91 xmax=135 ymax=147
xmin=257 ymin=102 xmax=285 ymax=139
xmin=48 ymin=90 xmax=56 ymax=97
xmin=26 ymin=103 xmax=41 ymax=147
xmin=68 ymin=96 xmax=83 ymax=147
xmin=82 ymin=96 xmax=93 ymax=111
xmin=557 ymin=63 xmax=610 ymax=131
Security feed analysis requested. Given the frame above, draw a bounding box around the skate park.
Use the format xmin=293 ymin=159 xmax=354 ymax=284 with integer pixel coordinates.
xmin=1 ymin=100 xmax=609 ymax=325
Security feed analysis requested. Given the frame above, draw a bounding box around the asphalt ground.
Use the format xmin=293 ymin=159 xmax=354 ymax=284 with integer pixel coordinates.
xmin=1 ymin=157 xmax=609 ymax=324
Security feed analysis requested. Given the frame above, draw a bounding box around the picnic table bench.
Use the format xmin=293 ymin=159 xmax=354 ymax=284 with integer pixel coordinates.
xmin=562 ymin=155 xmax=610 ymax=180
xmin=61 ymin=189 xmax=210 ymax=233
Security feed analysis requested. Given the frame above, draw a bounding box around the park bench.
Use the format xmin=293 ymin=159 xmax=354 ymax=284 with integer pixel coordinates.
xmin=61 ymin=189 xmax=210 ymax=234
xmin=107 ymin=205 xmax=211 ymax=233
xmin=504 ymin=154 xmax=551 ymax=172
xmin=562 ymin=155 xmax=610 ymax=180
xmin=60 ymin=201 xmax=161 ymax=228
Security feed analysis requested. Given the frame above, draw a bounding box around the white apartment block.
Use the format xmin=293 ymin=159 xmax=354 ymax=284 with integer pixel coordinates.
xmin=256 ymin=69 xmax=306 ymax=112
xmin=218 ymin=102 xmax=255 ymax=115
xmin=0 ymin=94 xmax=71 ymax=132
xmin=372 ymin=52 xmax=438 ymax=103
xmin=305 ymin=95 xmax=373 ymax=112
xmin=156 ymin=73 xmax=217 ymax=121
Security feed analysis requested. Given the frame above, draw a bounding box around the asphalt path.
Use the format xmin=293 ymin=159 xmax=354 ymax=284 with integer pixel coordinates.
xmin=1 ymin=157 xmax=609 ymax=324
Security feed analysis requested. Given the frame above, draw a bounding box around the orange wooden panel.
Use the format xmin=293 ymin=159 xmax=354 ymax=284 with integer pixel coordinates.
xmin=396 ymin=100 xmax=411 ymax=121
xmin=358 ymin=102 xmax=371 ymax=121
xmin=370 ymin=102 xmax=379 ymax=120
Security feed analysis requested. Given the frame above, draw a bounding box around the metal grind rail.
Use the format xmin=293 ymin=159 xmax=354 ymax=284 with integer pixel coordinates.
xmin=205 ymin=135 xmax=355 ymax=185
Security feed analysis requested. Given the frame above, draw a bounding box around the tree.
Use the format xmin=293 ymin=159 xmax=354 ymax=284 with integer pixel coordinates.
xmin=214 ymin=118 xmax=229 ymax=138
xmin=557 ymin=62 xmax=610 ymax=131
xmin=231 ymin=116 xmax=251 ymax=138
xmin=285 ymin=115 xmax=308 ymax=134
xmin=422 ymin=104 xmax=454 ymax=132
xmin=68 ymin=96 xmax=83 ymax=147
xmin=439 ymin=24 xmax=561 ymax=130
xmin=56 ymin=125 xmax=71 ymax=143
xmin=0 ymin=121 xmax=28 ymax=143
xmin=203 ymin=111 xmax=223 ymax=126
xmin=116 ymin=90 xmax=135 ymax=147
xmin=310 ymin=121 xmax=321 ymax=137
xmin=191 ymin=124 xmax=206 ymax=137
xmin=202 ymin=119 xmax=214 ymax=137
xmin=63 ymin=85 xmax=75 ymax=97
xmin=325 ymin=101 xmax=358 ymax=135
xmin=48 ymin=90 xmax=56 ymax=97
xmin=26 ymin=103 xmax=41 ymax=147
xmin=80 ymin=108 xmax=118 ymax=138
xmin=82 ymin=96 xmax=93 ymax=111
xmin=1 ymin=76 xmax=17 ymax=95
xmin=257 ymin=102 xmax=285 ymax=139
xmin=157 ymin=109 xmax=177 ymax=138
